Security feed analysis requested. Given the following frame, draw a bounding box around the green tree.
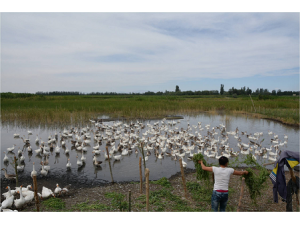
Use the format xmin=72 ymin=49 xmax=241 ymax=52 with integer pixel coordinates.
xmin=220 ymin=84 xmax=224 ymax=95
xmin=175 ymin=85 xmax=180 ymax=92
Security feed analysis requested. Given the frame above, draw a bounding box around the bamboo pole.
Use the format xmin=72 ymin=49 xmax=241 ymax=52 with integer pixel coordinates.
xmin=105 ymin=146 xmax=114 ymax=183
xmin=14 ymin=156 xmax=19 ymax=187
xmin=237 ymin=177 xmax=245 ymax=212
xmin=179 ymin=158 xmax=188 ymax=198
xmin=139 ymin=157 xmax=143 ymax=194
xmin=32 ymin=175 xmax=40 ymax=212
xmin=145 ymin=168 xmax=150 ymax=212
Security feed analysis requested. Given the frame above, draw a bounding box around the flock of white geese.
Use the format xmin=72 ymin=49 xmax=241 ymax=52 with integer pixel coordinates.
xmin=1 ymin=118 xmax=289 ymax=211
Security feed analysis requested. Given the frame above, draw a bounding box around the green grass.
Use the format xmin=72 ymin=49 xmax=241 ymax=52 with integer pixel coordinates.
xmin=42 ymin=197 xmax=65 ymax=210
xmin=137 ymin=188 xmax=198 ymax=212
xmin=1 ymin=95 xmax=299 ymax=126
xmin=104 ymin=192 xmax=128 ymax=211
xmin=150 ymin=177 xmax=172 ymax=188
xmin=71 ymin=200 xmax=111 ymax=211
xmin=186 ymin=181 xmax=213 ymax=203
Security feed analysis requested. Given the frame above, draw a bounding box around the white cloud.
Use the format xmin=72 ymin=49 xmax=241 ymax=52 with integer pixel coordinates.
xmin=1 ymin=13 xmax=299 ymax=93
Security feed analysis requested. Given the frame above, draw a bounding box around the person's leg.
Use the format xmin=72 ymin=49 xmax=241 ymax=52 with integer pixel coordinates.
xmin=219 ymin=193 xmax=228 ymax=212
xmin=211 ymin=190 xmax=220 ymax=212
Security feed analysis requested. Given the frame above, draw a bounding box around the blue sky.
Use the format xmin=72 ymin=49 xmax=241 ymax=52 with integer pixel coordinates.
xmin=1 ymin=12 xmax=299 ymax=93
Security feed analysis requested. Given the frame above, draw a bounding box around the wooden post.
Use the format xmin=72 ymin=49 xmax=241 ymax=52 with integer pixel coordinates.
xmin=139 ymin=157 xmax=143 ymax=194
xmin=32 ymin=175 xmax=40 ymax=212
xmin=14 ymin=156 xmax=19 ymax=187
xmin=288 ymin=167 xmax=299 ymax=205
xmin=106 ymin=146 xmax=114 ymax=183
xmin=179 ymin=158 xmax=188 ymax=198
xmin=128 ymin=190 xmax=131 ymax=212
xmin=145 ymin=168 xmax=150 ymax=212
xmin=237 ymin=177 xmax=245 ymax=212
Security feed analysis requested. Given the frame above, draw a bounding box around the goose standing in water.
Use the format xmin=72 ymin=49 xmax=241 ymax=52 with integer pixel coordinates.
xmin=3 ymin=151 xmax=9 ymax=163
xmin=1 ymin=168 xmax=16 ymax=180
xmin=76 ymin=156 xmax=83 ymax=167
xmin=66 ymin=158 xmax=72 ymax=169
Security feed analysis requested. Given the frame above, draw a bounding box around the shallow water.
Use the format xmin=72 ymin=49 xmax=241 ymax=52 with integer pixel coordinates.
xmin=1 ymin=113 xmax=299 ymax=194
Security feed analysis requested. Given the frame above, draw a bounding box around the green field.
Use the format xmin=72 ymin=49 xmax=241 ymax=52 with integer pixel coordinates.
xmin=1 ymin=94 xmax=299 ymax=126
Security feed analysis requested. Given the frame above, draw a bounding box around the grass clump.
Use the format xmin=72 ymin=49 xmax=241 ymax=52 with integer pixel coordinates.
xmin=150 ymin=177 xmax=172 ymax=188
xmin=105 ymin=192 xmax=128 ymax=211
xmin=192 ymin=153 xmax=210 ymax=180
xmin=186 ymin=181 xmax=213 ymax=203
xmin=42 ymin=197 xmax=65 ymax=210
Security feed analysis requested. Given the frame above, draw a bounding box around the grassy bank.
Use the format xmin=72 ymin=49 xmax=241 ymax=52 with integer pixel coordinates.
xmin=1 ymin=95 xmax=299 ymax=126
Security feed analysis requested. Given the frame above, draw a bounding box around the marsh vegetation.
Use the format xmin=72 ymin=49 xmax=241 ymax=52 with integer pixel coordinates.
xmin=1 ymin=94 xmax=299 ymax=126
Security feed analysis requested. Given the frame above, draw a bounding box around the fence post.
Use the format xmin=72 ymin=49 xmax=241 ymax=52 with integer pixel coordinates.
xmin=139 ymin=157 xmax=143 ymax=194
xmin=145 ymin=168 xmax=150 ymax=212
xmin=237 ymin=177 xmax=245 ymax=212
xmin=128 ymin=190 xmax=131 ymax=212
xmin=32 ymin=175 xmax=40 ymax=212
xmin=106 ymin=146 xmax=114 ymax=183
xmin=179 ymin=158 xmax=188 ymax=198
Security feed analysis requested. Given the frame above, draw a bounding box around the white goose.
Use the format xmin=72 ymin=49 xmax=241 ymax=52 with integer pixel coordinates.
xmin=2 ymin=186 xmax=16 ymax=199
xmin=54 ymin=184 xmax=62 ymax=196
xmin=35 ymin=135 xmax=39 ymax=144
xmin=93 ymin=143 xmax=100 ymax=150
xmin=81 ymin=150 xmax=86 ymax=163
xmin=41 ymin=186 xmax=54 ymax=199
xmin=41 ymin=164 xmax=48 ymax=176
xmin=65 ymin=158 xmax=71 ymax=169
xmin=14 ymin=187 xmax=26 ymax=209
xmin=113 ymin=154 xmax=122 ymax=161
xmin=3 ymin=151 xmax=9 ymax=163
xmin=7 ymin=144 xmax=16 ymax=152
xmin=31 ymin=162 xmax=37 ymax=178
xmin=92 ymin=150 xmax=101 ymax=155
xmin=76 ymin=156 xmax=83 ymax=167
xmin=1 ymin=195 xmax=14 ymax=209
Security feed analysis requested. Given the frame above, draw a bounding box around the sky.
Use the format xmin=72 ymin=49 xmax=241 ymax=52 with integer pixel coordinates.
xmin=1 ymin=12 xmax=299 ymax=93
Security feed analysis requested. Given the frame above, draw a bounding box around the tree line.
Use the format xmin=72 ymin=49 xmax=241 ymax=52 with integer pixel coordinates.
xmin=1 ymin=85 xmax=298 ymax=98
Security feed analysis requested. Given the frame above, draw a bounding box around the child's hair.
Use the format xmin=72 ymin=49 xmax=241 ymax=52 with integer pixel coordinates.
xmin=219 ymin=156 xmax=229 ymax=166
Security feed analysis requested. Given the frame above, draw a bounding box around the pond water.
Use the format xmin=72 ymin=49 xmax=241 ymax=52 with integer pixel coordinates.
xmin=1 ymin=113 xmax=299 ymax=194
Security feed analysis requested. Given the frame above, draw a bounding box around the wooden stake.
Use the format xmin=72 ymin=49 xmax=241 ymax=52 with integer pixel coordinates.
xmin=128 ymin=190 xmax=131 ymax=212
xmin=145 ymin=168 xmax=150 ymax=212
xmin=179 ymin=158 xmax=188 ymax=198
xmin=237 ymin=177 xmax=245 ymax=212
xmin=32 ymin=175 xmax=40 ymax=212
xmin=14 ymin=156 xmax=19 ymax=187
xmin=106 ymin=146 xmax=114 ymax=183
xmin=139 ymin=157 xmax=143 ymax=194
